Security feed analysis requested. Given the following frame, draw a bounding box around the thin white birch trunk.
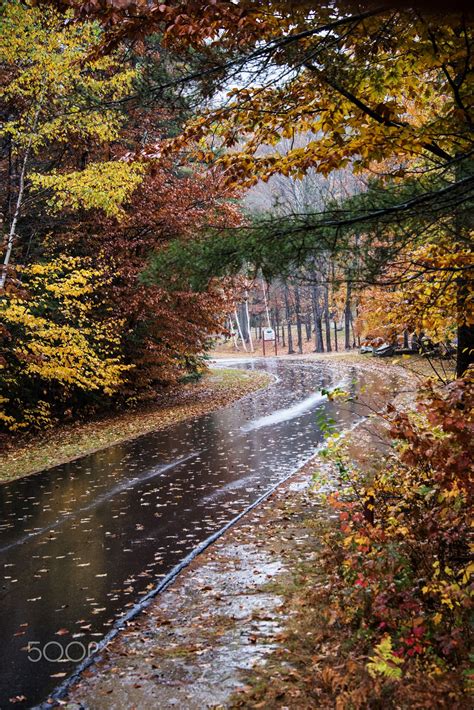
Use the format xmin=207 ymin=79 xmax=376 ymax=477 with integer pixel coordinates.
xmin=234 ymin=308 xmax=248 ymax=352
xmin=262 ymin=280 xmax=271 ymax=328
xmin=244 ymin=293 xmax=254 ymax=352
xmin=1 ymin=100 xmax=42 ymax=290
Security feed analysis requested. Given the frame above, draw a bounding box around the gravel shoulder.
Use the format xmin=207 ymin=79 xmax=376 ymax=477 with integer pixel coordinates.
xmin=65 ymin=462 xmax=320 ymax=710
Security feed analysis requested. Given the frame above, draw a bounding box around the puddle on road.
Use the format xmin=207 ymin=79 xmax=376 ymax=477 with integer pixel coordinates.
xmin=0 ymin=359 xmax=398 ymax=707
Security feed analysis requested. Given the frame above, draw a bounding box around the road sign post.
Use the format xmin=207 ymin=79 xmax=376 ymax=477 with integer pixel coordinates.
xmin=262 ymin=327 xmax=277 ymax=356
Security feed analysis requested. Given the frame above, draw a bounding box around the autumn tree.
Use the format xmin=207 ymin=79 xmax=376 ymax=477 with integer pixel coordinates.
xmin=0 ymin=1 xmax=242 ymax=430
xmin=81 ymin=163 xmax=240 ymax=394
xmin=135 ymin=3 xmax=473 ymax=374
xmin=0 ymin=257 xmax=129 ymax=429
xmin=0 ymin=0 xmax=144 ymax=289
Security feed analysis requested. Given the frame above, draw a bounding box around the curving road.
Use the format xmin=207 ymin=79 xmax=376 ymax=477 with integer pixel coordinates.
xmin=0 ymin=358 xmax=395 ymax=707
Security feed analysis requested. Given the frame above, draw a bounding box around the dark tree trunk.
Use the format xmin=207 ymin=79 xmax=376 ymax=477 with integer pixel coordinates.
xmin=411 ymin=332 xmax=422 ymax=351
xmin=294 ymin=285 xmax=303 ymax=354
xmin=6 ymin=137 xmax=12 ymax=222
xmin=79 ymin=149 xmax=89 ymax=170
xmin=355 ymin=297 xmax=361 ymax=347
xmin=323 ymin=282 xmax=332 ymax=352
xmin=454 ymin=159 xmax=473 ymax=377
xmin=238 ymin=303 xmax=249 ymax=345
xmin=305 ymin=310 xmax=312 ymax=341
xmin=312 ymin=284 xmax=324 ymax=353
xmin=351 ymin=313 xmax=357 ymax=349
xmin=344 ymin=279 xmax=352 ymax=350
xmin=284 ymin=286 xmax=295 ymax=354
xmin=456 ymin=277 xmax=474 ymax=377
xmin=457 ymin=322 xmax=474 ymax=377
xmin=334 ymin=320 xmax=338 ymax=351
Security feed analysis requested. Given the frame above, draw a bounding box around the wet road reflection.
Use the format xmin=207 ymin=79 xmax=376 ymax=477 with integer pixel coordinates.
xmin=0 ymin=359 xmax=396 ymax=707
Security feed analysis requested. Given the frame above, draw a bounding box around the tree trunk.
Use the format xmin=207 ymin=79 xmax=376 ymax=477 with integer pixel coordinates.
xmin=294 ymin=285 xmax=303 ymax=354
xmin=234 ymin=308 xmax=248 ymax=352
xmin=323 ymin=282 xmax=332 ymax=352
xmin=354 ymin=296 xmax=361 ymax=347
xmin=351 ymin=313 xmax=357 ymax=349
xmin=454 ymin=158 xmax=473 ymax=376
xmin=334 ymin=320 xmax=338 ymax=352
xmin=229 ymin=316 xmax=239 ymax=350
xmin=344 ymin=279 xmax=352 ymax=350
xmin=5 ymin=137 xmax=12 ymax=226
xmin=1 ymin=100 xmax=42 ymax=290
xmin=262 ymin=280 xmax=271 ymax=328
xmin=274 ymin=306 xmax=280 ymax=342
xmin=305 ymin=309 xmax=312 ymax=341
xmin=238 ymin=302 xmax=249 ymax=345
xmin=456 ymin=277 xmax=474 ymax=377
xmin=312 ymin=284 xmax=324 ymax=353
xmin=244 ymin=294 xmax=254 ymax=352
xmin=284 ymin=286 xmax=295 ymax=354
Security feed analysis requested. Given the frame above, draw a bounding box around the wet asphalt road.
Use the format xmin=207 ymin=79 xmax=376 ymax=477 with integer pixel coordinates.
xmin=0 ymin=358 xmax=394 ymax=707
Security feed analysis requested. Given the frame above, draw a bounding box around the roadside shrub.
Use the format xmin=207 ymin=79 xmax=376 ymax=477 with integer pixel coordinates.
xmin=316 ymin=375 xmax=473 ymax=704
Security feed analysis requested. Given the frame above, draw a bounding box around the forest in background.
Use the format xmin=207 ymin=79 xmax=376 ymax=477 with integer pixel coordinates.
xmin=1 ymin=0 xmax=472 ymax=433
xmin=0 ymin=3 xmax=472 ymax=703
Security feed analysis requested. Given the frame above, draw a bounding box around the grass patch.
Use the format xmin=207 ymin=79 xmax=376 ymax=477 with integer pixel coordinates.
xmin=0 ymin=367 xmax=271 ymax=484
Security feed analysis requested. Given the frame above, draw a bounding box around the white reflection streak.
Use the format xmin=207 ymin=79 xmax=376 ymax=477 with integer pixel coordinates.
xmin=241 ymin=380 xmax=347 ymax=432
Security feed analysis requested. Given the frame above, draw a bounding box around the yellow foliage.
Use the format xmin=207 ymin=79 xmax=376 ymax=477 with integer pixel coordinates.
xmin=31 ymin=162 xmax=145 ymax=217
xmin=168 ymin=13 xmax=471 ymax=187
xmin=0 ymin=0 xmax=143 ymax=217
xmin=358 ymin=240 xmax=474 ymax=342
xmin=0 ymin=1 xmax=136 ymax=150
xmin=367 ymin=635 xmax=404 ymax=680
xmin=0 ymin=257 xmax=131 ymax=430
